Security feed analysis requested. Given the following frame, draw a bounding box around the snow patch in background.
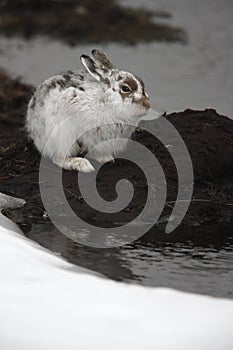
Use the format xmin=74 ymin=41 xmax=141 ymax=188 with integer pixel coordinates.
xmin=0 ymin=192 xmax=25 ymax=209
xmin=0 ymin=193 xmax=25 ymax=232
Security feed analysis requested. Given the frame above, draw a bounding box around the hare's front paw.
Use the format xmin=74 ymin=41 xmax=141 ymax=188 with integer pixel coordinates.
xmin=54 ymin=157 xmax=95 ymax=172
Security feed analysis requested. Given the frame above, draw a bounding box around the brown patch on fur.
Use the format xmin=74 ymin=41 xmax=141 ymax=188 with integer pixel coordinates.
xmin=56 ymin=77 xmax=85 ymax=91
xmin=133 ymin=96 xmax=150 ymax=109
xmin=119 ymin=77 xmax=138 ymax=100
xmin=122 ymin=77 xmax=138 ymax=92
xmin=45 ymin=79 xmax=57 ymax=91
xmin=142 ymin=96 xmax=150 ymax=109
xmin=135 ymin=75 xmax=146 ymax=96
xmin=120 ymin=91 xmax=130 ymax=100
xmin=92 ymin=50 xmax=114 ymax=70
xmin=78 ymin=74 xmax=84 ymax=81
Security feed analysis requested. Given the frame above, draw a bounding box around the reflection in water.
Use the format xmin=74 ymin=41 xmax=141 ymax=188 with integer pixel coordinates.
xmin=24 ymin=221 xmax=233 ymax=299
xmin=25 ymin=222 xmax=135 ymax=282
xmin=123 ymin=241 xmax=233 ymax=298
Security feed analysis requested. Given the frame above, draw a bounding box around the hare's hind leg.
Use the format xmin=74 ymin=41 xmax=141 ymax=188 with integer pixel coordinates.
xmin=53 ymin=157 xmax=95 ymax=173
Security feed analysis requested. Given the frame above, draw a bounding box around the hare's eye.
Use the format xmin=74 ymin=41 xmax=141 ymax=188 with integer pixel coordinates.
xmin=121 ymin=85 xmax=131 ymax=93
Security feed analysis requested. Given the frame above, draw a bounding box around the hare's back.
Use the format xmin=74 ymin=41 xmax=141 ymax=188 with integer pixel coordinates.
xmin=28 ymin=70 xmax=87 ymax=112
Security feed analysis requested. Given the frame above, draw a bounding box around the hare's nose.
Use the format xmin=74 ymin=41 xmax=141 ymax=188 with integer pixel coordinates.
xmin=142 ymin=96 xmax=150 ymax=109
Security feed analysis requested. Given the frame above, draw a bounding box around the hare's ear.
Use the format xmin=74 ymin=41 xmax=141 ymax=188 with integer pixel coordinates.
xmin=91 ymin=49 xmax=114 ymax=70
xmin=80 ymin=54 xmax=102 ymax=82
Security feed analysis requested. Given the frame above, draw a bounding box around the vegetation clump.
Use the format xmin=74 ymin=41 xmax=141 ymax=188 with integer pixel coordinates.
xmin=0 ymin=0 xmax=187 ymax=45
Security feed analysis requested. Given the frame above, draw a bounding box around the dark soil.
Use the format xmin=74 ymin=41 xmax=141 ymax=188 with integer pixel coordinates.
xmin=0 ymin=0 xmax=187 ymax=45
xmin=0 ymin=71 xmax=233 ymax=255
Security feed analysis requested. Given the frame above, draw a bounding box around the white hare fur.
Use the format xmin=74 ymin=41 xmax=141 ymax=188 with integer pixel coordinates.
xmin=26 ymin=49 xmax=150 ymax=172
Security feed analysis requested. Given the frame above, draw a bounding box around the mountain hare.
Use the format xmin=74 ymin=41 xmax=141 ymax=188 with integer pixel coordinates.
xmin=26 ymin=49 xmax=150 ymax=172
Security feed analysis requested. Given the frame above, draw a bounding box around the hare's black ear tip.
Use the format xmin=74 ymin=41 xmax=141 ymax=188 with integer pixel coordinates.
xmin=91 ymin=49 xmax=98 ymax=56
xmin=80 ymin=54 xmax=89 ymax=60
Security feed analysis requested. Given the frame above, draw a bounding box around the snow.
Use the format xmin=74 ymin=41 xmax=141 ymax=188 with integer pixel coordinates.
xmin=0 ymin=195 xmax=233 ymax=349
xmin=0 ymin=192 xmax=25 ymax=210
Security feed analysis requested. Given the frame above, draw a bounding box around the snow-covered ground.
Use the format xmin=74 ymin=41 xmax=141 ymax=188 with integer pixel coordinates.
xmin=0 ymin=194 xmax=233 ymax=350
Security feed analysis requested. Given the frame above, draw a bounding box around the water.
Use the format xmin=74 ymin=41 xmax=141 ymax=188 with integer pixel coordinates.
xmin=125 ymin=242 xmax=233 ymax=298
xmin=23 ymin=221 xmax=233 ymax=298
xmin=1 ymin=0 xmax=233 ymax=298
